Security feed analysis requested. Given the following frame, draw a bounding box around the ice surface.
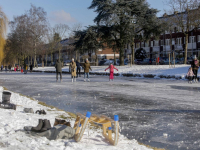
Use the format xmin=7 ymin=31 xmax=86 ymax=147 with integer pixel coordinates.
xmin=0 ymin=85 xmax=151 ymax=150
xmin=0 ymin=71 xmax=200 ymax=150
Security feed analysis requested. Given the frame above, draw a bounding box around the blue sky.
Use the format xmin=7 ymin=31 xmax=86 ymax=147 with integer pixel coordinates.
xmin=0 ymin=0 xmax=169 ymax=33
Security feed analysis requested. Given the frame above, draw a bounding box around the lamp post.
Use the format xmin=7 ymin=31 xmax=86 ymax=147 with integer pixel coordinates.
xmin=191 ymin=32 xmax=193 ymax=57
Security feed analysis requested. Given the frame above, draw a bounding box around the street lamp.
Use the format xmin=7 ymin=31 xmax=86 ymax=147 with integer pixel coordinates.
xmin=191 ymin=31 xmax=193 ymax=57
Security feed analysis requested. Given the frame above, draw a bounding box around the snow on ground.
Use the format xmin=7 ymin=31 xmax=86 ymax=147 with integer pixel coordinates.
xmin=34 ymin=64 xmax=197 ymax=79
xmin=0 ymin=87 xmax=152 ymax=150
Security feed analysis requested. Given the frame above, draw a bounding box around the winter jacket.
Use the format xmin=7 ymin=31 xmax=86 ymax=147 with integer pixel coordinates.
xmin=55 ymin=60 xmax=62 ymax=73
xmin=191 ymin=59 xmax=199 ymax=70
xmin=187 ymin=69 xmax=195 ymax=77
xmin=83 ymin=62 xmax=91 ymax=73
xmin=30 ymin=65 xmax=33 ymax=70
xmin=69 ymin=62 xmax=76 ymax=77
xmin=76 ymin=61 xmax=81 ymax=68
xmin=105 ymin=64 xmax=118 ymax=73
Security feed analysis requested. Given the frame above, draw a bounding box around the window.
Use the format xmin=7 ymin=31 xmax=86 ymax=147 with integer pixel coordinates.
xmin=189 ymin=25 xmax=194 ymax=31
xmin=151 ymin=41 xmax=153 ymax=47
xmin=136 ymin=43 xmax=140 ymax=48
xmin=165 ymin=39 xmax=170 ymax=46
xmin=177 ymin=26 xmax=182 ymax=32
xmin=176 ymin=38 xmax=182 ymax=45
xmin=189 ymin=36 xmax=196 ymax=43
xmin=198 ymin=35 xmax=200 ymax=42
xmin=154 ymin=40 xmax=159 ymax=46
xmin=161 ymin=40 xmax=164 ymax=45
xmin=145 ymin=42 xmax=149 ymax=47
xmin=141 ymin=42 xmax=144 ymax=47
xmin=172 ymin=38 xmax=175 ymax=45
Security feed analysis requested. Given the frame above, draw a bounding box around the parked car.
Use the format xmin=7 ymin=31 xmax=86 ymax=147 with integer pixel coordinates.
xmin=99 ymin=60 xmax=106 ymax=66
xmin=64 ymin=60 xmax=71 ymax=66
xmin=187 ymin=57 xmax=193 ymax=64
xmin=104 ymin=59 xmax=114 ymax=65
xmin=134 ymin=59 xmax=143 ymax=65
xmin=140 ymin=58 xmax=151 ymax=65
xmin=37 ymin=63 xmax=42 ymax=67
xmin=116 ymin=59 xmax=128 ymax=65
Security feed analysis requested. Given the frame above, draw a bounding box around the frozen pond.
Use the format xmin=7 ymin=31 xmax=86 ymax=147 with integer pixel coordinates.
xmin=0 ymin=72 xmax=200 ymax=150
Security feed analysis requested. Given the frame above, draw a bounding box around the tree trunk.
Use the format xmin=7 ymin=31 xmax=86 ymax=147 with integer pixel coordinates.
xmin=59 ymin=49 xmax=60 ymax=61
xmin=28 ymin=56 xmax=29 ymax=69
xmin=120 ymin=47 xmax=124 ymax=66
xmin=51 ymin=52 xmax=53 ymax=64
xmin=34 ymin=50 xmax=37 ymax=68
xmin=184 ymin=34 xmax=188 ymax=64
xmin=131 ymin=41 xmax=135 ymax=65
xmin=75 ymin=51 xmax=77 ymax=60
xmin=95 ymin=50 xmax=98 ymax=66
xmin=46 ymin=53 xmax=47 ymax=66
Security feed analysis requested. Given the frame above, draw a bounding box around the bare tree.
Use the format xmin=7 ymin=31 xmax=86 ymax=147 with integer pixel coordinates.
xmin=52 ymin=24 xmax=70 ymax=61
xmin=25 ymin=4 xmax=49 ymax=67
xmin=69 ymin=23 xmax=82 ymax=61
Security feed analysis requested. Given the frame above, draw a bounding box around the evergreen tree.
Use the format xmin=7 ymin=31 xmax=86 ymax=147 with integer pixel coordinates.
xmin=135 ymin=48 xmax=147 ymax=60
xmin=74 ymin=26 xmax=102 ymax=65
xmin=89 ymin=0 xmax=162 ymax=65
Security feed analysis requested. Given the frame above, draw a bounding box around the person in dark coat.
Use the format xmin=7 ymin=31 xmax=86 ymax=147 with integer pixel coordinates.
xmin=76 ymin=60 xmax=81 ymax=78
xmin=191 ymin=55 xmax=199 ymax=83
xmin=55 ymin=59 xmax=62 ymax=82
xmin=30 ymin=64 xmax=33 ymax=73
xmin=8 ymin=64 xmax=12 ymax=72
xmin=1 ymin=65 xmax=3 ymax=71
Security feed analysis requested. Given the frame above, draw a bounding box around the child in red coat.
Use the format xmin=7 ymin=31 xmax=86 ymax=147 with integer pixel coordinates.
xmin=105 ymin=63 xmax=118 ymax=81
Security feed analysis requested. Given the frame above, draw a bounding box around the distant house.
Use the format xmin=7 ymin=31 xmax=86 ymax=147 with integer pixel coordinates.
xmin=132 ymin=9 xmax=200 ymax=60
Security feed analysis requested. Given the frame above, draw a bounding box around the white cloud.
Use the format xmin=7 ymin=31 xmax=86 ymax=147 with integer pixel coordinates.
xmin=49 ymin=10 xmax=76 ymax=24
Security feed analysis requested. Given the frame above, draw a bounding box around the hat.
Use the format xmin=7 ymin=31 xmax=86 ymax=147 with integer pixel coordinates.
xmin=72 ymin=58 xmax=74 ymax=61
xmin=86 ymin=58 xmax=88 ymax=61
xmin=194 ymin=55 xmax=197 ymax=60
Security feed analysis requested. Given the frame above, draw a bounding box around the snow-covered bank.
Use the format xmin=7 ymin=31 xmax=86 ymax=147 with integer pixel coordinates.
xmin=34 ymin=65 xmax=196 ymax=79
xmin=0 ymin=87 xmax=152 ymax=150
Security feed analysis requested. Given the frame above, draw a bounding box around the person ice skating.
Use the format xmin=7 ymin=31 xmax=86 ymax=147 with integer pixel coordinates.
xmin=69 ymin=58 xmax=76 ymax=82
xmin=8 ymin=64 xmax=12 ymax=72
xmin=16 ymin=65 xmax=19 ymax=72
xmin=83 ymin=58 xmax=92 ymax=82
xmin=76 ymin=60 xmax=81 ymax=78
xmin=105 ymin=63 xmax=118 ymax=81
xmin=1 ymin=65 xmax=3 ymax=71
xmin=187 ymin=67 xmax=195 ymax=84
xmin=191 ymin=55 xmax=199 ymax=83
xmin=30 ymin=64 xmax=33 ymax=73
xmin=55 ymin=59 xmax=62 ymax=82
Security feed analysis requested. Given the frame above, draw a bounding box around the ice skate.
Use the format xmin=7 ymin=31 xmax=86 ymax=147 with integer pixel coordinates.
xmin=84 ymin=79 xmax=86 ymax=82
xmin=88 ymin=79 xmax=90 ymax=82
xmin=72 ymin=79 xmax=73 ymax=82
xmin=74 ymin=78 xmax=76 ymax=82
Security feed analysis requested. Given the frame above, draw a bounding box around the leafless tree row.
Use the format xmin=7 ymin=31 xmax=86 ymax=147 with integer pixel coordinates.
xmin=4 ymin=4 xmax=82 ymax=67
